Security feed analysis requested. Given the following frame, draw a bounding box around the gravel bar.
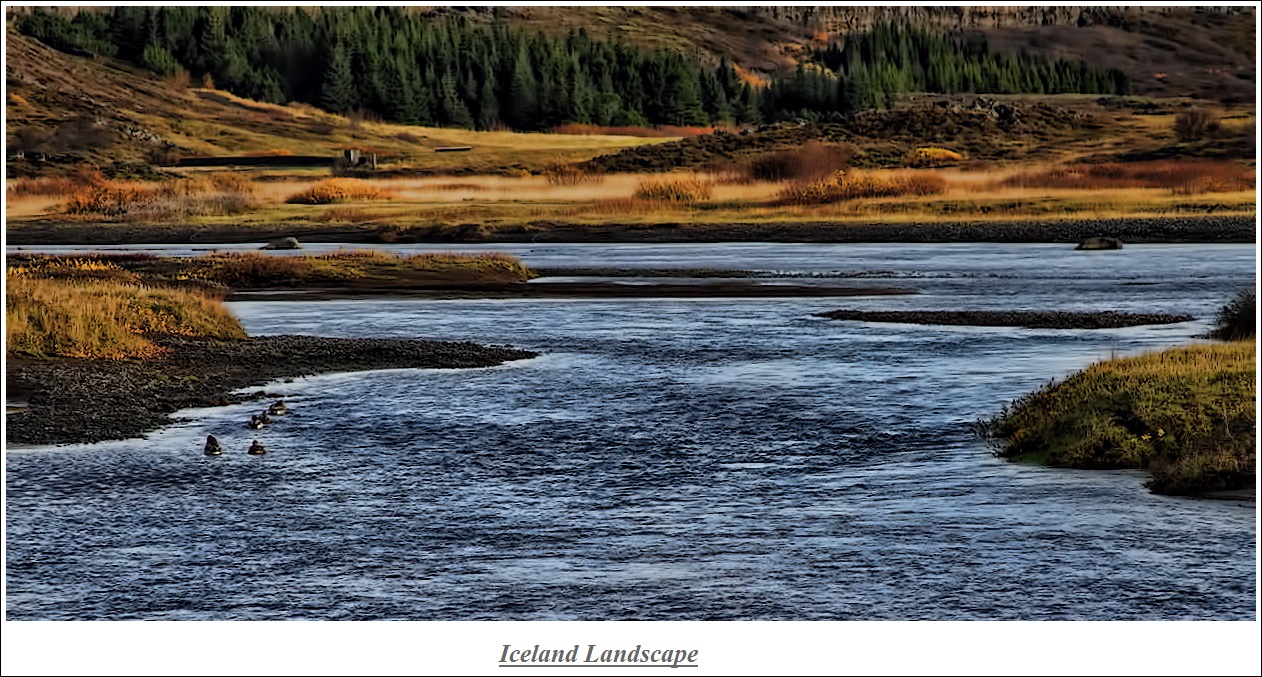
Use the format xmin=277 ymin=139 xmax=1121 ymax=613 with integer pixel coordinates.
xmin=6 ymin=335 xmax=537 ymax=446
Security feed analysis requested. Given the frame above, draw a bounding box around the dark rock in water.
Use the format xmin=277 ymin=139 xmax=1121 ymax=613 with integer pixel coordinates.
xmin=1076 ymin=237 xmax=1123 ymax=250
xmin=262 ymin=237 xmax=301 ymax=250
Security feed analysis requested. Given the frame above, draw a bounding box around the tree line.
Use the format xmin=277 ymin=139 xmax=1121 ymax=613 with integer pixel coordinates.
xmin=18 ymin=9 xmax=1130 ymax=131
xmin=774 ymin=21 xmax=1130 ymax=116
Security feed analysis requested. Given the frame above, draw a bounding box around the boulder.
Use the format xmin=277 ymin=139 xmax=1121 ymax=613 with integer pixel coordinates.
xmin=262 ymin=237 xmax=301 ymax=250
xmin=1076 ymin=237 xmax=1123 ymax=251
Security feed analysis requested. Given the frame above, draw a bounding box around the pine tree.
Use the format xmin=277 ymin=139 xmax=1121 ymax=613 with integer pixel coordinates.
xmin=505 ymin=47 xmax=539 ymax=130
xmin=321 ymin=43 xmax=357 ymax=114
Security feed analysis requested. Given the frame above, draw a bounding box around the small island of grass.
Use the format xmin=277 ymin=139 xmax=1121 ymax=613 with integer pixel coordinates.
xmin=978 ymin=291 xmax=1257 ymax=497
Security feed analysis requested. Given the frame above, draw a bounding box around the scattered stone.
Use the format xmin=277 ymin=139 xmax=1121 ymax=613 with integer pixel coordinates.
xmin=6 ymin=335 xmax=538 ymax=446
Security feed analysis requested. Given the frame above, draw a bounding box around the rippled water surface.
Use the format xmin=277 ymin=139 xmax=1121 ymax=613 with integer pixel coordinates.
xmin=6 ymin=243 xmax=1256 ymax=619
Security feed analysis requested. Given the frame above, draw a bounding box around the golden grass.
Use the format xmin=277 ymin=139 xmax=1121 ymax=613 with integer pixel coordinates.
xmin=284 ymin=178 xmax=392 ymax=205
xmin=776 ymin=170 xmax=946 ymax=205
xmin=906 ymin=147 xmax=965 ymax=168
xmin=6 ymin=272 xmax=246 ymax=359
xmin=543 ymin=164 xmax=605 ymax=186
xmin=7 ymin=169 xmax=106 ymax=197
xmin=633 ymin=176 xmax=714 ymax=203
xmin=54 ymin=174 xmax=259 ymax=220
xmin=982 ymin=340 xmax=1256 ymax=495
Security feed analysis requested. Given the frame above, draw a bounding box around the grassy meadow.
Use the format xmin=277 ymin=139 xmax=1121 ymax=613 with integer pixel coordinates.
xmin=7 ymin=158 xmax=1256 ymax=240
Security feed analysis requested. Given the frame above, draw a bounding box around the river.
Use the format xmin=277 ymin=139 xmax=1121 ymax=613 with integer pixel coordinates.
xmin=4 ymin=243 xmax=1256 ymax=619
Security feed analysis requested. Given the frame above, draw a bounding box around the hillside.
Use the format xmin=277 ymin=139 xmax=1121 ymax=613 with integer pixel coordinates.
xmin=4 ymin=32 xmax=667 ymax=177
xmin=3 ymin=7 xmax=1255 ymax=180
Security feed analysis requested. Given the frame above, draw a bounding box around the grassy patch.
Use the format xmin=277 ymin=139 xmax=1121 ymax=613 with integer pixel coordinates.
xmin=284 ymin=178 xmax=393 ymax=204
xmin=5 ymin=272 xmax=246 ymax=359
xmin=776 ymin=171 xmax=946 ymax=205
xmin=1000 ymin=160 xmax=1254 ymax=195
xmin=978 ymin=341 xmax=1256 ymax=495
xmin=633 ymin=176 xmax=714 ymax=204
xmin=7 ymin=251 xmax=537 ymax=290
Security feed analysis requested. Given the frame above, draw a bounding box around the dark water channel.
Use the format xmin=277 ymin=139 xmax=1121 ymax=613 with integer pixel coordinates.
xmin=5 ymin=243 xmax=1256 ymax=619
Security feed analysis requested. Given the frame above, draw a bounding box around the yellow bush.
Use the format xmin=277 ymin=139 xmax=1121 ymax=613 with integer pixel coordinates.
xmin=906 ymin=147 xmax=965 ymax=168
xmin=285 ymin=178 xmax=393 ymax=205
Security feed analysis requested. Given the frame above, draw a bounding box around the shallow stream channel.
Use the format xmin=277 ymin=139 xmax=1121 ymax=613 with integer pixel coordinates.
xmin=5 ymin=242 xmax=1256 ymax=619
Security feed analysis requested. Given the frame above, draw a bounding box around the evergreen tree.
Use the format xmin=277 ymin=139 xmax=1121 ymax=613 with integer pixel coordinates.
xmin=321 ymin=43 xmax=357 ymax=114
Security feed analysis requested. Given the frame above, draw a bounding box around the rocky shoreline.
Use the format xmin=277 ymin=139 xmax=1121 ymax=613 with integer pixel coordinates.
xmin=5 ymin=335 xmax=537 ymax=446
xmin=815 ymin=309 xmax=1196 ymax=329
xmin=6 ymin=214 xmax=1254 ymax=245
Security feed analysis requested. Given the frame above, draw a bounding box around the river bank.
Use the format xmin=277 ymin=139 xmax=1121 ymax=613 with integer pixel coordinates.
xmin=6 ymin=214 xmax=1255 ymax=246
xmin=5 ymin=335 xmax=537 ymax=446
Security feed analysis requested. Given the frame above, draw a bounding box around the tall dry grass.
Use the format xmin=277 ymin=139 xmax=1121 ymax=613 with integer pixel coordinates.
xmin=58 ymin=173 xmax=259 ymax=220
xmin=776 ymin=170 xmax=946 ymax=205
xmin=542 ymin=164 xmax=604 ymax=187
xmin=7 ymin=168 xmax=106 ymax=197
xmin=1000 ymin=160 xmax=1254 ymax=195
xmin=284 ymin=178 xmax=393 ymax=204
xmin=633 ymin=176 xmax=714 ymax=203
xmin=180 ymin=251 xmax=534 ymax=286
xmin=6 ymin=272 xmax=246 ymax=359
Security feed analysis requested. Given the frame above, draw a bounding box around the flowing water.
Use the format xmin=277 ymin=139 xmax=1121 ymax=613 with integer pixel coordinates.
xmin=5 ymin=243 xmax=1256 ymax=620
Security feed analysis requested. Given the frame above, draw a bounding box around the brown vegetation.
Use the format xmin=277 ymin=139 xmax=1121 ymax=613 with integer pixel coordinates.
xmin=1000 ymin=160 xmax=1254 ymax=195
xmin=1173 ymin=107 xmax=1221 ymax=142
xmin=6 ymin=269 xmax=245 ymax=359
xmin=776 ymin=170 xmax=946 ymax=205
xmin=633 ymin=176 xmax=714 ymax=203
xmin=284 ymin=178 xmax=392 ymax=204
xmin=58 ymin=172 xmax=259 ymax=219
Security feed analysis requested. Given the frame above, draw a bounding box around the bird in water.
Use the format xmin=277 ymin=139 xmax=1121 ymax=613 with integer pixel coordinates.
xmin=267 ymin=400 xmax=288 ymax=416
xmin=247 ymin=415 xmax=264 ymax=429
xmin=247 ymin=440 xmax=267 ymax=455
xmin=203 ymin=434 xmax=223 ymax=456
xmin=259 ymin=411 xmax=272 ymax=425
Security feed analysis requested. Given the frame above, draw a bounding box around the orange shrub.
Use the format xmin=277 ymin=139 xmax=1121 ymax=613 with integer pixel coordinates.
xmin=285 ymin=178 xmax=392 ymax=205
xmin=8 ymin=169 xmax=106 ymax=197
xmin=906 ymin=147 xmax=965 ymax=168
xmin=63 ymin=183 xmax=157 ymax=216
xmin=776 ymin=171 xmax=946 ymax=205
